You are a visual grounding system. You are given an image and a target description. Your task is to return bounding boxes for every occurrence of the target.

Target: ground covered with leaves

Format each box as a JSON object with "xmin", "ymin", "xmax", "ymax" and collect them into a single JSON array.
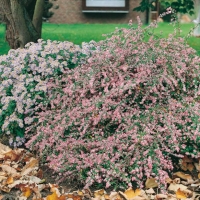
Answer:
[{"xmin": 0, "ymin": 142, "xmax": 199, "ymax": 200}]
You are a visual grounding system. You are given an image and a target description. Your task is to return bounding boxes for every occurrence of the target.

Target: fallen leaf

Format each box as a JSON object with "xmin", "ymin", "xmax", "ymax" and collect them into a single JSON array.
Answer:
[
  {"xmin": 166, "ymin": 194, "xmax": 177, "ymax": 200},
  {"xmin": 0, "ymin": 164, "xmax": 19, "ymax": 176},
  {"xmin": 173, "ymin": 178, "xmax": 180, "ymax": 184},
  {"xmin": 145, "ymin": 188, "xmax": 155, "ymax": 194},
  {"xmin": 198, "ymin": 173, "xmax": 200, "ymax": 179},
  {"xmin": 94, "ymin": 189, "xmax": 106, "ymax": 197},
  {"xmin": 119, "ymin": 188, "xmax": 141, "ymax": 200},
  {"xmin": 130, "ymin": 196, "xmax": 147, "ymax": 200},
  {"xmin": 6, "ymin": 176, "xmax": 14, "ymax": 184},
  {"xmin": 182, "ymin": 155, "xmax": 193, "ymax": 163},
  {"xmin": 0, "ymin": 185, "xmax": 11, "ymax": 193},
  {"xmin": 0, "ymin": 175, "xmax": 7, "ymax": 182},
  {"xmin": 22, "ymin": 186, "xmax": 32, "ymax": 198},
  {"xmin": 192, "ymin": 192, "xmax": 200, "ymax": 200},
  {"xmin": 49, "ymin": 183, "xmax": 61, "ymax": 197},
  {"xmin": 145, "ymin": 178, "xmax": 158, "ymax": 188},
  {"xmin": 77, "ymin": 191, "xmax": 84, "ymax": 197},
  {"xmin": 155, "ymin": 194, "xmax": 168, "ymax": 199},
  {"xmin": 173, "ymin": 172, "xmax": 193, "ymax": 181},
  {"xmin": 21, "ymin": 158, "xmax": 38, "ymax": 176},
  {"xmin": 104, "ymin": 194, "xmax": 110, "ymax": 200},
  {"xmin": 0, "ymin": 143, "xmax": 12, "ymax": 154},
  {"xmin": 194, "ymin": 163, "xmax": 200, "ymax": 172},
  {"xmin": 109, "ymin": 191, "xmax": 122, "ymax": 200},
  {"xmin": 8, "ymin": 180, "xmax": 32, "ymax": 189},
  {"xmin": 58, "ymin": 195, "xmax": 68, "ymax": 200},
  {"xmin": 32, "ymin": 185, "xmax": 43, "ymax": 199},
  {"xmin": 180, "ymin": 161, "xmax": 188, "ymax": 171},
  {"xmin": 36, "ymin": 169, "xmax": 43, "ymax": 179},
  {"xmin": 187, "ymin": 163, "xmax": 194, "ymax": 172},
  {"xmin": 65, "ymin": 193, "xmax": 82, "ymax": 200},
  {"xmin": 165, "ymin": 177, "xmax": 173, "ymax": 184},
  {"xmin": 176, "ymin": 188, "xmax": 187, "ymax": 199},
  {"xmin": 168, "ymin": 183, "xmax": 187, "ymax": 192},
  {"xmin": 47, "ymin": 192, "xmax": 58, "ymax": 200},
  {"xmin": 4, "ymin": 150, "xmax": 20, "ymax": 162},
  {"xmin": 29, "ymin": 176, "xmax": 43, "ymax": 184}
]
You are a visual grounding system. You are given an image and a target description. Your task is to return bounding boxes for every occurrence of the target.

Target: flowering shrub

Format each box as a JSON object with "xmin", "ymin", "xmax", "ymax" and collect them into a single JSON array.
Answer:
[
  {"xmin": 0, "ymin": 39, "xmax": 97, "ymax": 147},
  {"xmin": 25, "ymin": 18, "xmax": 200, "ymax": 190}
]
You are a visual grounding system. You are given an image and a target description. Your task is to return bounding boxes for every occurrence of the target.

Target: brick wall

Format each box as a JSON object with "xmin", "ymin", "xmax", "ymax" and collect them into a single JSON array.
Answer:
[{"xmin": 49, "ymin": 0, "xmax": 146, "ymax": 24}]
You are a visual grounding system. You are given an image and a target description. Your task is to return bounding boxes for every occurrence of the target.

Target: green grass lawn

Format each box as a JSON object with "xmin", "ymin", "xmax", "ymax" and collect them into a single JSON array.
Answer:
[{"xmin": 0, "ymin": 22, "xmax": 200, "ymax": 55}]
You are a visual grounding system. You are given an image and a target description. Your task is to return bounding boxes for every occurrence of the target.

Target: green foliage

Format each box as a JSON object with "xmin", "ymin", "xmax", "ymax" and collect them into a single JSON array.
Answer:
[
  {"xmin": 133, "ymin": 0, "xmax": 194, "ymax": 15},
  {"xmin": 43, "ymin": 0, "xmax": 54, "ymax": 19}
]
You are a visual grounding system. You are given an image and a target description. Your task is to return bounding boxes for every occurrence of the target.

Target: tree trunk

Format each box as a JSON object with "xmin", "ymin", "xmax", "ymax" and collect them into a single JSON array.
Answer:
[
  {"xmin": 0, "ymin": 0, "xmax": 44, "ymax": 49},
  {"xmin": 1, "ymin": 0, "xmax": 19, "ymax": 48},
  {"xmin": 32, "ymin": 0, "xmax": 44, "ymax": 37}
]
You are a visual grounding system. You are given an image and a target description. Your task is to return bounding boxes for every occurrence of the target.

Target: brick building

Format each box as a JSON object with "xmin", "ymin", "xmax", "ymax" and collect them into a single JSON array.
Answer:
[{"xmin": 49, "ymin": 0, "xmax": 147, "ymax": 24}]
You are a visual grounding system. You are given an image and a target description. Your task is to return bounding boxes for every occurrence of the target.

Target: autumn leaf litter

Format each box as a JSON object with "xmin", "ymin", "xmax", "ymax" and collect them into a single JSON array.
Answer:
[{"xmin": 0, "ymin": 143, "xmax": 200, "ymax": 200}]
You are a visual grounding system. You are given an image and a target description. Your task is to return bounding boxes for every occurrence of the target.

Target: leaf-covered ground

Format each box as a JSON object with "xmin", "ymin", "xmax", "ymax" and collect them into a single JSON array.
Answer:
[{"xmin": 0, "ymin": 143, "xmax": 199, "ymax": 200}]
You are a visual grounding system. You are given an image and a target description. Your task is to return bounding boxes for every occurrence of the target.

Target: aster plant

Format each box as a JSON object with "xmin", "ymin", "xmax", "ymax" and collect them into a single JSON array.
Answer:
[{"xmin": 0, "ymin": 39, "xmax": 97, "ymax": 147}]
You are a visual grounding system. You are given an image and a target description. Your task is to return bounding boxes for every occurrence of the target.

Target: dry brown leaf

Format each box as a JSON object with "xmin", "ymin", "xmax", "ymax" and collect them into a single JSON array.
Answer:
[
  {"xmin": 130, "ymin": 196, "xmax": 147, "ymax": 200},
  {"xmin": 176, "ymin": 188, "xmax": 187, "ymax": 199},
  {"xmin": 104, "ymin": 194, "xmax": 110, "ymax": 200},
  {"xmin": 187, "ymin": 163, "xmax": 194, "ymax": 172},
  {"xmin": 195, "ymin": 163, "xmax": 200, "ymax": 172},
  {"xmin": 6, "ymin": 176, "xmax": 14, "ymax": 184},
  {"xmin": 192, "ymin": 192, "xmax": 200, "ymax": 200},
  {"xmin": 0, "ymin": 175, "xmax": 7, "ymax": 182},
  {"xmin": 94, "ymin": 189, "xmax": 106, "ymax": 197},
  {"xmin": 145, "ymin": 188, "xmax": 155, "ymax": 194},
  {"xmin": 8, "ymin": 180, "xmax": 32, "ymax": 189},
  {"xmin": 32, "ymin": 194, "xmax": 43, "ymax": 200},
  {"xmin": 21, "ymin": 186, "xmax": 32, "ymax": 198},
  {"xmin": 36, "ymin": 169, "xmax": 43, "ymax": 179},
  {"xmin": 168, "ymin": 183, "xmax": 187, "ymax": 192},
  {"xmin": 0, "ymin": 143, "xmax": 12, "ymax": 154},
  {"xmin": 138, "ymin": 189, "xmax": 148, "ymax": 200},
  {"xmin": 47, "ymin": 192, "xmax": 58, "ymax": 200},
  {"xmin": 165, "ymin": 177, "xmax": 173, "ymax": 184},
  {"xmin": 31, "ymin": 186, "xmax": 43, "ymax": 199},
  {"xmin": 198, "ymin": 173, "xmax": 200, "ymax": 179},
  {"xmin": 49, "ymin": 183, "xmax": 61, "ymax": 197},
  {"xmin": 183, "ymin": 189, "xmax": 193, "ymax": 198},
  {"xmin": 166, "ymin": 194, "xmax": 177, "ymax": 200},
  {"xmin": 4, "ymin": 150, "xmax": 20, "ymax": 162},
  {"xmin": 0, "ymin": 164, "xmax": 19, "ymax": 176},
  {"xmin": 65, "ymin": 194, "xmax": 82, "ymax": 200},
  {"xmin": 21, "ymin": 158, "xmax": 38, "ymax": 176},
  {"xmin": 155, "ymin": 194, "xmax": 168, "ymax": 199},
  {"xmin": 28, "ymin": 176, "xmax": 43, "ymax": 184},
  {"xmin": 180, "ymin": 161, "xmax": 188, "ymax": 171},
  {"xmin": 145, "ymin": 178, "xmax": 158, "ymax": 188},
  {"xmin": 0, "ymin": 155, "xmax": 5, "ymax": 160},
  {"xmin": 77, "ymin": 191, "xmax": 84, "ymax": 197},
  {"xmin": 0, "ymin": 172, "xmax": 7, "ymax": 176},
  {"xmin": 0, "ymin": 185, "xmax": 11, "ymax": 193},
  {"xmin": 182, "ymin": 155, "xmax": 193, "ymax": 163},
  {"xmin": 58, "ymin": 195, "xmax": 68, "ymax": 200},
  {"xmin": 119, "ymin": 188, "xmax": 141, "ymax": 200},
  {"xmin": 173, "ymin": 172, "xmax": 193, "ymax": 181},
  {"xmin": 109, "ymin": 192, "xmax": 122, "ymax": 200},
  {"xmin": 173, "ymin": 178, "xmax": 181, "ymax": 184},
  {"xmin": 0, "ymin": 195, "xmax": 4, "ymax": 200}
]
